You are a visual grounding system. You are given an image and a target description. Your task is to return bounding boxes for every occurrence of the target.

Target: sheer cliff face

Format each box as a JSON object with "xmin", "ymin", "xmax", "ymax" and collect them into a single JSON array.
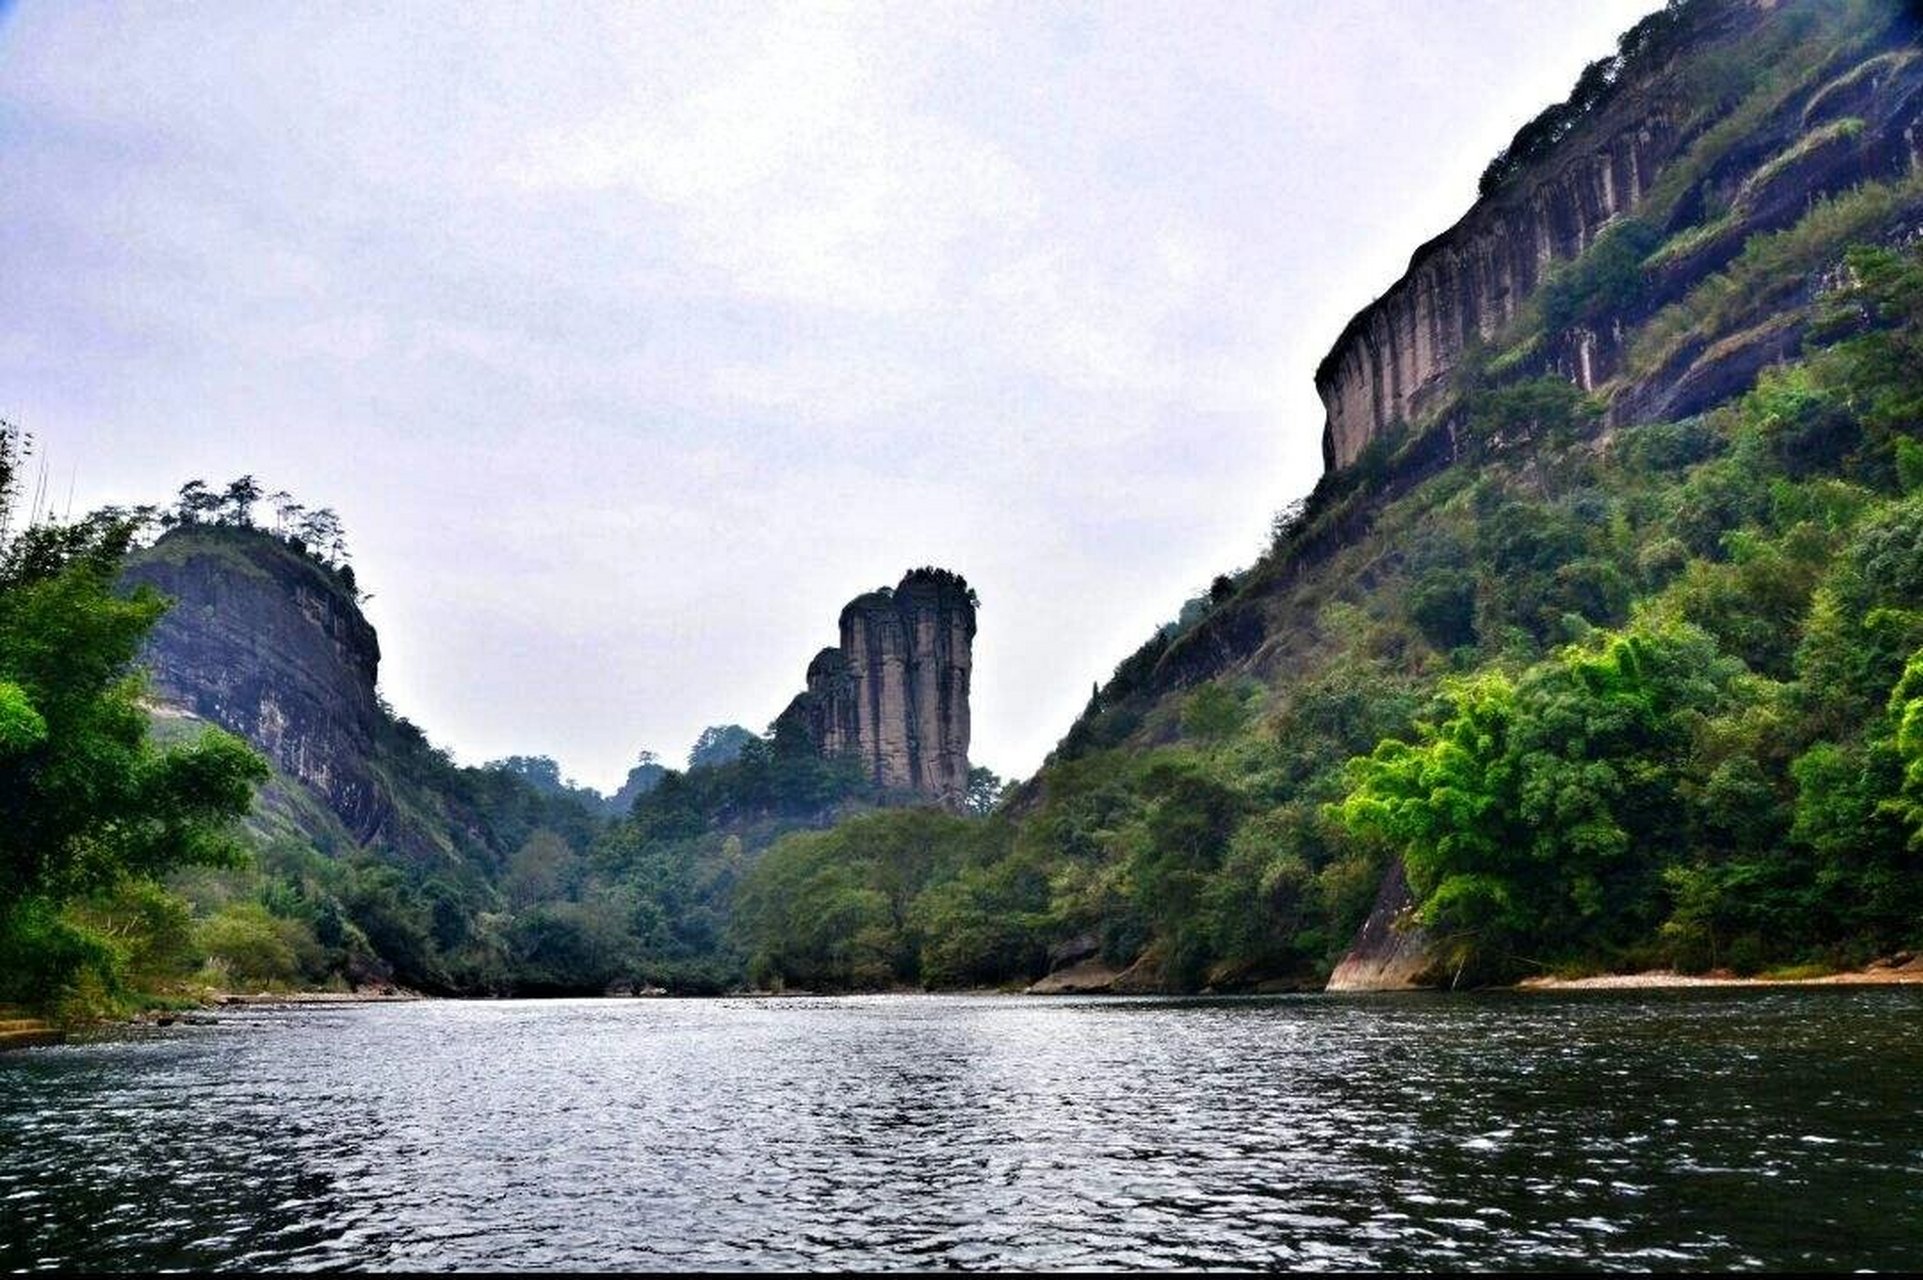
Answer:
[
  {"xmin": 1318, "ymin": 118, "xmax": 1677, "ymax": 468},
  {"xmin": 124, "ymin": 526, "xmax": 391, "ymax": 841},
  {"xmin": 787, "ymin": 569, "xmax": 975, "ymax": 807},
  {"xmin": 1316, "ymin": 0, "xmax": 1923, "ymax": 471}
]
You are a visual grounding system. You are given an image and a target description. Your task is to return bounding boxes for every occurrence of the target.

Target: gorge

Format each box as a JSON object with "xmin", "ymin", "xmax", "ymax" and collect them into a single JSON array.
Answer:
[
  {"xmin": 12, "ymin": 0, "xmax": 1923, "ymax": 1011},
  {"xmin": 21, "ymin": 3, "xmax": 1923, "ymax": 1270}
]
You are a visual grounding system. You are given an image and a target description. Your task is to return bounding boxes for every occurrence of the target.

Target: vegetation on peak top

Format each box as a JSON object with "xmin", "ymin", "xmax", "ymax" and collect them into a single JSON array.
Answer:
[
  {"xmin": 124, "ymin": 475, "xmax": 366, "ymax": 610},
  {"xmin": 688, "ymin": 724, "xmax": 757, "ymax": 772},
  {"xmin": 1477, "ymin": 0, "xmax": 1709, "ymax": 198},
  {"xmin": 0, "ymin": 424, "xmax": 267, "ymax": 1019}
]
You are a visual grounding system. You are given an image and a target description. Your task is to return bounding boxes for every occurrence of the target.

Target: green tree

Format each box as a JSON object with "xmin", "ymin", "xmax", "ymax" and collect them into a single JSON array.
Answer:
[
  {"xmin": 1464, "ymin": 376, "xmax": 1597, "ymax": 457},
  {"xmin": 1409, "ymin": 568, "xmax": 1479, "ymax": 652},
  {"xmin": 689, "ymin": 724, "xmax": 757, "ymax": 770},
  {"xmin": 1180, "ymin": 682, "xmax": 1247, "ymax": 743},
  {"xmin": 1124, "ymin": 758, "xmax": 1246, "ymax": 985},
  {"xmin": 963, "ymin": 765, "xmax": 1007, "ymax": 815},
  {"xmin": 1886, "ymin": 647, "xmax": 1923, "ymax": 847},
  {"xmin": 1336, "ymin": 625, "xmax": 1733, "ymax": 977},
  {"xmin": 0, "ymin": 430, "xmax": 266, "ymax": 1006},
  {"xmin": 172, "ymin": 478, "xmax": 220, "ymax": 526},
  {"xmin": 219, "ymin": 474, "xmax": 263, "ymax": 528}
]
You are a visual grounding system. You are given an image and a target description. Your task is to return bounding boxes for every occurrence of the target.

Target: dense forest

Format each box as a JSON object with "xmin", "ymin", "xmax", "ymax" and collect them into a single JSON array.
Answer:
[
  {"xmin": 730, "ymin": 0, "xmax": 1923, "ymax": 992},
  {"xmin": 8, "ymin": 0, "xmax": 1923, "ymax": 1012}
]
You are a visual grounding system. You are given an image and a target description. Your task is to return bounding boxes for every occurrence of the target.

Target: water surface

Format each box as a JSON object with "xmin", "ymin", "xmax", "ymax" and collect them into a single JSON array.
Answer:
[{"xmin": 4, "ymin": 990, "xmax": 1921, "ymax": 1270}]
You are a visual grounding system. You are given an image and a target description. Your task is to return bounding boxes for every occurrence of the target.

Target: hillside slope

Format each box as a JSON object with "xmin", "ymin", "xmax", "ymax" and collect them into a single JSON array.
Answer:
[
  {"xmin": 888, "ymin": 0, "xmax": 1923, "ymax": 995},
  {"xmin": 1105, "ymin": 0, "xmax": 1923, "ymax": 721},
  {"xmin": 122, "ymin": 524, "xmax": 622, "ymax": 992}
]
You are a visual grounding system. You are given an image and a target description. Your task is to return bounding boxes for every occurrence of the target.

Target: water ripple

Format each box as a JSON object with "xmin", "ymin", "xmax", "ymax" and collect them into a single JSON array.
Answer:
[{"xmin": 3, "ymin": 990, "xmax": 1923, "ymax": 1269}]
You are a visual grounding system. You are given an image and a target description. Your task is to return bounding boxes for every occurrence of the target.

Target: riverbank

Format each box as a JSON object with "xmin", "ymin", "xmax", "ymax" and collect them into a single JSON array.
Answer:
[
  {"xmin": 211, "ymin": 987, "xmax": 423, "ymax": 1006},
  {"xmin": 115, "ymin": 985, "xmax": 424, "ymax": 1029},
  {"xmin": 1519, "ymin": 955, "xmax": 1923, "ymax": 990}
]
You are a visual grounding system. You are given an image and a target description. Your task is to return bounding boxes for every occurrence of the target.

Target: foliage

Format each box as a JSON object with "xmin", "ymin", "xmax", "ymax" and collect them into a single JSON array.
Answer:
[
  {"xmin": 736, "ymin": 809, "xmax": 1014, "ymax": 990},
  {"xmin": 166, "ymin": 475, "xmax": 354, "ymax": 580},
  {"xmin": 1476, "ymin": 0, "xmax": 1717, "ymax": 198},
  {"xmin": 0, "ymin": 428, "xmax": 268, "ymax": 1009},
  {"xmin": 993, "ymin": 230, "xmax": 1923, "ymax": 991},
  {"xmin": 1632, "ymin": 168, "xmax": 1923, "ymax": 379},
  {"xmin": 1538, "ymin": 219, "xmax": 1663, "ymax": 334},
  {"xmin": 688, "ymin": 724, "xmax": 757, "ymax": 771},
  {"xmin": 963, "ymin": 765, "xmax": 1009, "ymax": 816},
  {"xmin": 1335, "ymin": 625, "xmax": 1738, "ymax": 978},
  {"xmin": 18, "ymin": 8, "xmax": 1923, "ymax": 1001}
]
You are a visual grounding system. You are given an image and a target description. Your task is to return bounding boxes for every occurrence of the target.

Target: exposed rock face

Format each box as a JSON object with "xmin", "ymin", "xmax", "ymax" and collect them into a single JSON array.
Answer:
[
  {"xmin": 1316, "ymin": 0, "xmax": 1923, "ymax": 470},
  {"xmin": 1318, "ymin": 115, "xmax": 1679, "ymax": 469},
  {"xmin": 1312, "ymin": 2, "xmax": 1923, "ymax": 992},
  {"xmin": 1325, "ymin": 861, "xmax": 1443, "ymax": 994},
  {"xmin": 123, "ymin": 525, "xmax": 391, "ymax": 841},
  {"xmin": 781, "ymin": 569, "xmax": 975, "ymax": 807}
]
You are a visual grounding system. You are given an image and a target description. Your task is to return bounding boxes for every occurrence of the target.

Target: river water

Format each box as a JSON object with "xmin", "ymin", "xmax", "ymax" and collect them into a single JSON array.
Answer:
[{"xmin": 3, "ymin": 990, "xmax": 1921, "ymax": 1271}]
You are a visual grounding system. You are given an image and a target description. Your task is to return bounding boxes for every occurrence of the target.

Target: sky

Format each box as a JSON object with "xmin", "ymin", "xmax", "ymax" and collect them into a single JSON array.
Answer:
[{"xmin": 0, "ymin": 0, "xmax": 1659, "ymax": 793}]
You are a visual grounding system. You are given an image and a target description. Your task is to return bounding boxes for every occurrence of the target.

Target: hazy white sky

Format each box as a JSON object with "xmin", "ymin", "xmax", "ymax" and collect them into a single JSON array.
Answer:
[{"xmin": 1, "ymin": 0, "xmax": 1657, "ymax": 791}]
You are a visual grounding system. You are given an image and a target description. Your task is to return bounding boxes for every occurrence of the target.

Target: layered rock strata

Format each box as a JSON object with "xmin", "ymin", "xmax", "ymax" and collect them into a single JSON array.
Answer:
[
  {"xmin": 781, "ymin": 568, "xmax": 975, "ymax": 807},
  {"xmin": 123, "ymin": 525, "xmax": 391, "ymax": 841},
  {"xmin": 1318, "ymin": 116, "xmax": 1679, "ymax": 469},
  {"xmin": 1316, "ymin": 0, "xmax": 1923, "ymax": 469}
]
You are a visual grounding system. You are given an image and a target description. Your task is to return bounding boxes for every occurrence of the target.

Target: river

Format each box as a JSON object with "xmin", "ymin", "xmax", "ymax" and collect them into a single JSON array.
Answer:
[{"xmin": 3, "ymin": 990, "xmax": 1920, "ymax": 1270}]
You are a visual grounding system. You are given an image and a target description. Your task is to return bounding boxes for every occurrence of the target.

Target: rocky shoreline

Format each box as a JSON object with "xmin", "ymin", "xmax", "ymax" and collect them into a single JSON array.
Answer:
[
  {"xmin": 212, "ymin": 987, "xmax": 424, "ymax": 1006},
  {"xmin": 81, "ymin": 963, "xmax": 1923, "ymax": 1027}
]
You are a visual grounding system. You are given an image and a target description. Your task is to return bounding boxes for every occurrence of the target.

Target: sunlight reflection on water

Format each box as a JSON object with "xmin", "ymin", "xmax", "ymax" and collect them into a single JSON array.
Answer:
[{"xmin": 4, "ymin": 990, "xmax": 1922, "ymax": 1270}]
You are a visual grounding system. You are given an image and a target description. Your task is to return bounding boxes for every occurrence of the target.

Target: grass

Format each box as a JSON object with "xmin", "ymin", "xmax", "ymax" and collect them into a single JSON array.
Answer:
[
  {"xmin": 1736, "ymin": 116, "xmax": 1866, "ymax": 210},
  {"xmin": 1629, "ymin": 168, "xmax": 1923, "ymax": 380},
  {"xmin": 1802, "ymin": 48, "xmax": 1919, "ymax": 128},
  {"xmin": 1638, "ymin": 18, "xmax": 1855, "ymax": 226},
  {"xmin": 1646, "ymin": 213, "xmax": 1735, "ymax": 269},
  {"xmin": 130, "ymin": 525, "xmax": 277, "ymax": 584},
  {"xmin": 1692, "ymin": 310, "xmax": 1802, "ymax": 367},
  {"xmin": 1485, "ymin": 332, "xmax": 1543, "ymax": 380},
  {"xmin": 1760, "ymin": 961, "xmax": 1834, "ymax": 981}
]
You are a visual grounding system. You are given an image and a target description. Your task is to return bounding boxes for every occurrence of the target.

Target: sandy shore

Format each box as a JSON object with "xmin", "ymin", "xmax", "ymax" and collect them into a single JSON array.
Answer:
[{"xmin": 1519, "ymin": 960, "xmax": 1923, "ymax": 990}]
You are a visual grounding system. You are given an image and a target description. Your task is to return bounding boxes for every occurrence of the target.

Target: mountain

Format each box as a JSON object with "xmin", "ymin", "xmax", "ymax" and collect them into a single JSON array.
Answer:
[
  {"xmin": 117, "ymin": 531, "xmax": 988, "ymax": 993},
  {"xmin": 1120, "ymin": 0, "xmax": 1923, "ymax": 724},
  {"xmin": 122, "ymin": 523, "xmax": 611, "ymax": 991},
  {"xmin": 126, "ymin": 523, "xmax": 389, "ymax": 843},
  {"xmin": 1319, "ymin": 0, "xmax": 1923, "ymax": 468},
  {"xmin": 958, "ymin": 0, "xmax": 1923, "ymax": 994},
  {"xmin": 104, "ymin": 0, "xmax": 1923, "ymax": 999},
  {"xmin": 776, "ymin": 568, "xmax": 977, "ymax": 809}
]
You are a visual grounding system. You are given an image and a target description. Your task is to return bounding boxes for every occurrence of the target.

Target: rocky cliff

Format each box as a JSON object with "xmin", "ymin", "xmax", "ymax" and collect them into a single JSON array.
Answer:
[
  {"xmin": 1029, "ymin": 0, "xmax": 1923, "ymax": 998},
  {"xmin": 1317, "ymin": 0, "xmax": 1923, "ymax": 469},
  {"xmin": 124, "ymin": 525, "xmax": 393, "ymax": 842},
  {"xmin": 1308, "ymin": 0, "xmax": 1923, "ymax": 993},
  {"xmin": 780, "ymin": 568, "xmax": 976, "ymax": 807}
]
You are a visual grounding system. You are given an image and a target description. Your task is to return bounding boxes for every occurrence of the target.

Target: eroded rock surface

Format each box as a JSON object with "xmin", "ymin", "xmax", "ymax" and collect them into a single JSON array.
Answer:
[
  {"xmin": 1325, "ymin": 861, "xmax": 1442, "ymax": 993},
  {"xmin": 124, "ymin": 525, "xmax": 391, "ymax": 841},
  {"xmin": 781, "ymin": 568, "xmax": 976, "ymax": 807},
  {"xmin": 1316, "ymin": 0, "xmax": 1923, "ymax": 470}
]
